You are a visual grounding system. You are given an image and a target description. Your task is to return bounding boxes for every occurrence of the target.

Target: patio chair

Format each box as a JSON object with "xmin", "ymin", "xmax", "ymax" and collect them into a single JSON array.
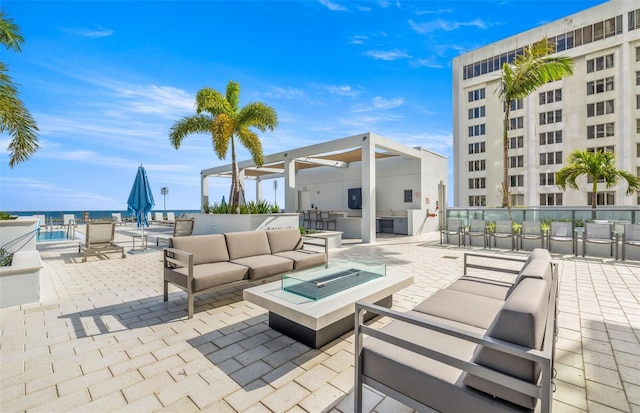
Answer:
[
  {"xmin": 166, "ymin": 212, "xmax": 176, "ymax": 225},
  {"xmin": 153, "ymin": 212, "xmax": 165, "ymax": 225},
  {"xmin": 319, "ymin": 211, "xmax": 337, "ymax": 231},
  {"xmin": 302, "ymin": 210, "xmax": 312, "ymax": 229},
  {"xmin": 582, "ymin": 222, "xmax": 618, "ymax": 259},
  {"xmin": 621, "ymin": 223, "xmax": 640, "ymax": 260},
  {"xmin": 78, "ymin": 221, "xmax": 125, "ymax": 262},
  {"xmin": 548, "ymin": 222, "xmax": 576, "ymax": 254},
  {"xmin": 111, "ymin": 213, "xmax": 124, "ymax": 225},
  {"xmin": 465, "ymin": 220, "xmax": 487, "ymax": 247},
  {"xmin": 60, "ymin": 213, "xmax": 76, "ymax": 228},
  {"xmin": 518, "ymin": 221, "xmax": 545, "ymax": 251},
  {"xmin": 440, "ymin": 218, "xmax": 464, "ymax": 246},
  {"xmin": 156, "ymin": 218, "xmax": 195, "ymax": 246},
  {"xmin": 489, "ymin": 220, "xmax": 515, "ymax": 250}
]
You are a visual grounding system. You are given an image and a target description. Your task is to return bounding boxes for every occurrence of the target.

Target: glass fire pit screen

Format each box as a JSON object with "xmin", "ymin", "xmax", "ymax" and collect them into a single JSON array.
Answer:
[{"xmin": 281, "ymin": 261, "xmax": 386, "ymax": 300}]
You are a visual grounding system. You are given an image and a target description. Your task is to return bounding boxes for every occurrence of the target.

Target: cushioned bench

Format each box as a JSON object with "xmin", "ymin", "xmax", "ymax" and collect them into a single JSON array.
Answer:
[
  {"xmin": 163, "ymin": 228, "xmax": 328, "ymax": 318},
  {"xmin": 355, "ymin": 249, "xmax": 557, "ymax": 413}
]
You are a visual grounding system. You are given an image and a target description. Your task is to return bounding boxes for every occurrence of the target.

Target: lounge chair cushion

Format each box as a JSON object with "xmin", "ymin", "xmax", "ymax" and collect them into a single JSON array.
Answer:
[
  {"xmin": 463, "ymin": 278, "xmax": 549, "ymax": 409},
  {"xmin": 513, "ymin": 258, "xmax": 552, "ymax": 289},
  {"xmin": 225, "ymin": 231, "xmax": 271, "ymax": 260},
  {"xmin": 273, "ymin": 250, "xmax": 327, "ymax": 270},
  {"xmin": 231, "ymin": 254, "xmax": 294, "ymax": 280},
  {"xmin": 166, "ymin": 262, "xmax": 249, "ymax": 291},
  {"xmin": 447, "ymin": 277, "xmax": 512, "ymax": 300},
  {"xmin": 171, "ymin": 234, "xmax": 229, "ymax": 265},
  {"xmin": 266, "ymin": 228, "xmax": 303, "ymax": 253},
  {"xmin": 363, "ymin": 315, "xmax": 527, "ymax": 413},
  {"xmin": 411, "ymin": 289, "xmax": 504, "ymax": 329}
]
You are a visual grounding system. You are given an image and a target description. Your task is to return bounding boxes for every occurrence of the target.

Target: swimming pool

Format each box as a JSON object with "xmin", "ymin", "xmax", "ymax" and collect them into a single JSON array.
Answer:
[{"xmin": 36, "ymin": 230, "xmax": 75, "ymax": 242}]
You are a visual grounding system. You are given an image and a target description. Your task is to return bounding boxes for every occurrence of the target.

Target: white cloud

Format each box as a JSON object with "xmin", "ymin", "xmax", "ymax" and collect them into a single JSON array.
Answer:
[
  {"xmin": 409, "ymin": 18, "xmax": 488, "ymax": 34},
  {"xmin": 414, "ymin": 8, "xmax": 453, "ymax": 15},
  {"xmin": 327, "ymin": 85, "xmax": 359, "ymax": 97},
  {"xmin": 349, "ymin": 35, "xmax": 368, "ymax": 45},
  {"xmin": 260, "ymin": 86, "xmax": 305, "ymax": 100},
  {"xmin": 372, "ymin": 96, "xmax": 403, "ymax": 110},
  {"xmin": 61, "ymin": 26, "xmax": 113, "ymax": 37},
  {"xmin": 411, "ymin": 58, "xmax": 444, "ymax": 69},
  {"xmin": 362, "ymin": 49, "xmax": 411, "ymax": 61},
  {"xmin": 318, "ymin": 0, "xmax": 348, "ymax": 11}
]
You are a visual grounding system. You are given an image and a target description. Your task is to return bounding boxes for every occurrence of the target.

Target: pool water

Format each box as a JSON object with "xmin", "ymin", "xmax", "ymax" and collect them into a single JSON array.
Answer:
[{"xmin": 37, "ymin": 230, "xmax": 73, "ymax": 242}]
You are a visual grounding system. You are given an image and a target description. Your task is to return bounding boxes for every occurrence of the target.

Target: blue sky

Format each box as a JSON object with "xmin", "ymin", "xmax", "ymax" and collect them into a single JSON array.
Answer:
[{"xmin": 1, "ymin": 0, "xmax": 606, "ymax": 212}]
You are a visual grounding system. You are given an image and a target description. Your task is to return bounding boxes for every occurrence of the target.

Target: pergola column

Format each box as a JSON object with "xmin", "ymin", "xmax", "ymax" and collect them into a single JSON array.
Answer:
[
  {"xmin": 255, "ymin": 177, "xmax": 262, "ymax": 203},
  {"xmin": 283, "ymin": 154, "xmax": 296, "ymax": 213},
  {"xmin": 362, "ymin": 134, "xmax": 376, "ymax": 243},
  {"xmin": 201, "ymin": 173, "xmax": 209, "ymax": 212}
]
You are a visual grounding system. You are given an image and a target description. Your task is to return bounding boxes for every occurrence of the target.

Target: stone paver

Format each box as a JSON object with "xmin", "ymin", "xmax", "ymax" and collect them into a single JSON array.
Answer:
[{"xmin": 0, "ymin": 226, "xmax": 638, "ymax": 412}]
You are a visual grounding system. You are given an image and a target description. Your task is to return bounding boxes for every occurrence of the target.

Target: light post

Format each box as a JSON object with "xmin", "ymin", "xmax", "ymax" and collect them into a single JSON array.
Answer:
[{"xmin": 161, "ymin": 187, "xmax": 169, "ymax": 212}]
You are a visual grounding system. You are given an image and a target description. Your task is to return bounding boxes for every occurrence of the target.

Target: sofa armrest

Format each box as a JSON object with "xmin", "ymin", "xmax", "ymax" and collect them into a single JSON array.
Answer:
[
  {"xmin": 355, "ymin": 301, "xmax": 553, "ymax": 411},
  {"xmin": 163, "ymin": 247, "xmax": 194, "ymax": 286},
  {"xmin": 302, "ymin": 236, "xmax": 328, "ymax": 258},
  {"xmin": 463, "ymin": 252, "xmax": 526, "ymax": 276}
]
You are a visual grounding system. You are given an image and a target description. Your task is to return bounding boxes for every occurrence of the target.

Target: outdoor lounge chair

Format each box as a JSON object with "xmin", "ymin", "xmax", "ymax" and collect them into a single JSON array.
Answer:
[
  {"xmin": 166, "ymin": 212, "xmax": 176, "ymax": 225},
  {"xmin": 153, "ymin": 212, "xmax": 165, "ymax": 225},
  {"xmin": 78, "ymin": 221, "xmax": 125, "ymax": 262},
  {"xmin": 621, "ymin": 223, "xmax": 640, "ymax": 260},
  {"xmin": 156, "ymin": 218, "xmax": 195, "ymax": 246},
  {"xmin": 440, "ymin": 218, "xmax": 463, "ymax": 246},
  {"xmin": 547, "ymin": 222, "xmax": 576, "ymax": 254},
  {"xmin": 582, "ymin": 222, "xmax": 618, "ymax": 258},
  {"xmin": 465, "ymin": 219, "xmax": 487, "ymax": 247},
  {"xmin": 489, "ymin": 220, "xmax": 515, "ymax": 250},
  {"xmin": 111, "ymin": 213, "xmax": 124, "ymax": 225},
  {"xmin": 518, "ymin": 221, "xmax": 545, "ymax": 251}
]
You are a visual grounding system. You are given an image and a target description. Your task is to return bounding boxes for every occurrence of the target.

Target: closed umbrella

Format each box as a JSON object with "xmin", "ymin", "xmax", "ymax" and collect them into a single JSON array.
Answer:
[{"xmin": 127, "ymin": 165, "xmax": 155, "ymax": 250}]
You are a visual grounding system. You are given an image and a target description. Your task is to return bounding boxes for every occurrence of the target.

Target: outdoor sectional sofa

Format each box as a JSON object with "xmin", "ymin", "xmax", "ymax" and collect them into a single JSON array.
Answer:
[
  {"xmin": 163, "ymin": 228, "xmax": 328, "ymax": 318},
  {"xmin": 355, "ymin": 248, "xmax": 557, "ymax": 413}
]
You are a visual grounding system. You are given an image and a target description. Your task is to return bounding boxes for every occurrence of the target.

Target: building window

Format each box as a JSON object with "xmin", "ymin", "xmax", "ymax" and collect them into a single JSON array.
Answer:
[
  {"xmin": 468, "ymin": 106, "xmax": 486, "ymax": 119},
  {"xmin": 630, "ymin": 9, "xmax": 640, "ymax": 31},
  {"xmin": 469, "ymin": 195, "xmax": 486, "ymax": 207},
  {"xmin": 539, "ymin": 173, "xmax": 555, "ymax": 186},
  {"xmin": 637, "ymin": 95, "xmax": 640, "ymax": 110},
  {"xmin": 587, "ymin": 122, "xmax": 614, "ymax": 139},
  {"xmin": 468, "ymin": 124, "xmax": 486, "ymax": 137},
  {"xmin": 637, "ymin": 143, "xmax": 640, "ymax": 157},
  {"xmin": 539, "ymin": 193, "xmax": 563, "ymax": 206},
  {"xmin": 540, "ymin": 110, "xmax": 562, "ymax": 124},
  {"xmin": 469, "ymin": 178, "xmax": 486, "ymax": 189},
  {"xmin": 509, "ymin": 155, "xmax": 524, "ymax": 168},
  {"xmin": 587, "ymin": 100, "xmax": 615, "ymax": 117},
  {"xmin": 587, "ymin": 146, "xmax": 614, "ymax": 154},
  {"xmin": 509, "ymin": 136, "xmax": 524, "ymax": 149},
  {"xmin": 636, "ymin": 46, "xmax": 640, "ymax": 61},
  {"xmin": 637, "ymin": 119, "xmax": 640, "ymax": 134},
  {"xmin": 468, "ymin": 142, "xmax": 486, "ymax": 154},
  {"xmin": 587, "ymin": 191, "xmax": 615, "ymax": 206},
  {"xmin": 637, "ymin": 71, "xmax": 640, "ymax": 86},
  {"xmin": 539, "ymin": 89, "xmax": 562, "ymax": 105},
  {"xmin": 468, "ymin": 159, "xmax": 486, "ymax": 171},
  {"xmin": 511, "ymin": 194, "xmax": 524, "ymax": 206},
  {"xmin": 540, "ymin": 131, "xmax": 563, "ymax": 145},
  {"xmin": 540, "ymin": 151, "xmax": 562, "ymax": 166},
  {"xmin": 586, "ymin": 54, "xmax": 614, "ymax": 73},
  {"xmin": 509, "ymin": 175, "xmax": 524, "ymax": 187},
  {"xmin": 468, "ymin": 88, "xmax": 486, "ymax": 102},
  {"xmin": 510, "ymin": 99, "xmax": 523, "ymax": 111},
  {"xmin": 509, "ymin": 116, "xmax": 524, "ymax": 130},
  {"xmin": 586, "ymin": 77, "xmax": 614, "ymax": 95}
]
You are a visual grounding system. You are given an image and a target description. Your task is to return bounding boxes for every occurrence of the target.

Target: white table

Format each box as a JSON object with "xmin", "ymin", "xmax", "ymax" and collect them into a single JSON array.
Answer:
[{"xmin": 243, "ymin": 265, "xmax": 413, "ymax": 348}]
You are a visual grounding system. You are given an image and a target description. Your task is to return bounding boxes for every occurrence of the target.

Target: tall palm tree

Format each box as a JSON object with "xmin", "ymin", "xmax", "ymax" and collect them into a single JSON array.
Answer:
[
  {"xmin": 169, "ymin": 80, "xmax": 278, "ymax": 212},
  {"xmin": 556, "ymin": 150, "xmax": 640, "ymax": 217},
  {"xmin": 498, "ymin": 37, "xmax": 573, "ymax": 208},
  {"xmin": 0, "ymin": 10, "xmax": 39, "ymax": 168}
]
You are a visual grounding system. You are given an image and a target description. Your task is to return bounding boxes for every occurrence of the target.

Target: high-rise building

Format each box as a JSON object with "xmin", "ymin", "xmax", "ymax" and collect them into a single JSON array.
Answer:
[{"xmin": 453, "ymin": 1, "xmax": 640, "ymax": 208}]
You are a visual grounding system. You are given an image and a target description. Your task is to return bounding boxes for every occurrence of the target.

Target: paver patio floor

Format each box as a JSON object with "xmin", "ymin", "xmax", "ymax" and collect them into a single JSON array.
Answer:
[{"xmin": 1, "ymin": 227, "xmax": 638, "ymax": 412}]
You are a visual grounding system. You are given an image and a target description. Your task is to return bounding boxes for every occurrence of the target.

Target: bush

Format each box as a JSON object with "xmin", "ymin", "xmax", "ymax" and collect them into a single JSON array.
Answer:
[
  {"xmin": 0, "ymin": 248, "xmax": 13, "ymax": 267},
  {"xmin": 203, "ymin": 201, "xmax": 280, "ymax": 214}
]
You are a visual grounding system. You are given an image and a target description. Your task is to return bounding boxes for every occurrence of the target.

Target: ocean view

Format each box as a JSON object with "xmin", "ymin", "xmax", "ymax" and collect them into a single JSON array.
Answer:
[{"xmin": 7, "ymin": 209, "xmax": 200, "ymax": 224}]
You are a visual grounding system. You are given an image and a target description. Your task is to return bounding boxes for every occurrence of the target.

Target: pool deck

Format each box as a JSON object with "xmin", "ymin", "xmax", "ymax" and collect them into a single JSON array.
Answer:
[{"xmin": 1, "ymin": 224, "xmax": 639, "ymax": 412}]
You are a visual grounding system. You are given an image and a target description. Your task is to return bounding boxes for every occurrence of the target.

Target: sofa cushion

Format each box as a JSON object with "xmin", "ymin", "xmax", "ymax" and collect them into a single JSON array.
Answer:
[
  {"xmin": 166, "ymin": 261, "xmax": 249, "ymax": 291},
  {"xmin": 170, "ymin": 234, "xmax": 229, "ymax": 265},
  {"xmin": 231, "ymin": 254, "xmax": 294, "ymax": 280},
  {"xmin": 513, "ymin": 257, "xmax": 552, "ymax": 289},
  {"xmin": 447, "ymin": 276, "xmax": 512, "ymax": 300},
  {"xmin": 273, "ymin": 250, "xmax": 326, "ymax": 270},
  {"xmin": 267, "ymin": 228, "xmax": 303, "ymax": 253},
  {"xmin": 363, "ymin": 316, "xmax": 527, "ymax": 413},
  {"xmin": 225, "ymin": 231, "xmax": 271, "ymax": 260},
  {"xmin": 412, "ymin": 289, "xmax": 504, "ymax": 329},
  {"xmin": 463, "ymin": 277, "xmax": 550, "ymax": 409}
]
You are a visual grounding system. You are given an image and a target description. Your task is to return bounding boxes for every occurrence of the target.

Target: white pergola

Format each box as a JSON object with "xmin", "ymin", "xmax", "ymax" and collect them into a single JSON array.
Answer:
[{"xmin": 200, "ymin": 132, "xmax": 435, "ymax": 243}]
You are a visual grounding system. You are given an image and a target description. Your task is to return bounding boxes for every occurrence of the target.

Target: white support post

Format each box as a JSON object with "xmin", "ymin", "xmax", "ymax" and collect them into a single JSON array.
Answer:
[
  {"xmin": 201, "ymin": 174, "xmax": 209, "ymax": 212},
  {"xmin": 362, "ymin": 134, "xmax": 376, "ymax": 243},
  {"xmin": 284, "ymin": 155, "xmax": 297, "ymax": 213},
  {"xmin": 255, "ymin": 177, "xmax": 262, "ymax": 202}
]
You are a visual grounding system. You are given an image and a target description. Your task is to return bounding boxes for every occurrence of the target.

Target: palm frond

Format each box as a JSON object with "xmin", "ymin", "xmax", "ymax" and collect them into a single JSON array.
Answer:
[
  {"xmin": 0, "ymin": 11, "xmax": 24, "ymax": 52},
  {"xmin": 168, "ymin": 114, "xmax": 212, "ymax": 149},
  {"xmin": 211, "ymin": 114, "xmax": 233, "ymax": 160},
  {"xmin": 225, "ymin": 81, "xmax": 240, "ymax": 112},
  {"xmin": 237, "ymin": 102, "xmax": 278, "ymax": 132},
  {"xmin": 195, "ymin": 88, "xmax": 231, "ymax": 116},
  {"xmin": 237, "ymin": 128, "xmax": 264, "ymax": 167}
]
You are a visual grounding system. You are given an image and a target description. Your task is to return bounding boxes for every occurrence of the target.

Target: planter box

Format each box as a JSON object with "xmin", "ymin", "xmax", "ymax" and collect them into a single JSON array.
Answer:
[
  {"xmin": 0, "ymin": 219, "xmax": 38, "ymax": 251},
  {"xmin": 305, "ymin": 231, "xmax": 343, "ymax": 249},
  {"xmin": 187, "ymin": 213, "xmax": 300, "ymax": 235},
  {"xmin": 0, "ymin": 250, "xmax": 43, "ymax": 308}
]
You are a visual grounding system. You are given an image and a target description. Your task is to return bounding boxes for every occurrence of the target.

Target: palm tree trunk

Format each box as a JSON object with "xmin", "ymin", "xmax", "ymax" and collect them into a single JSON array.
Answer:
[
  {"xmin": 230, "ymin": 136, "xmax": 241, "ymax": 213},
  {"xmin": 591, "ymin": 178, "xmax": 598, "ymax": 220},
  {"xmin": 502, "ymin": 106, "xmax": 511, "ymax": 209}
]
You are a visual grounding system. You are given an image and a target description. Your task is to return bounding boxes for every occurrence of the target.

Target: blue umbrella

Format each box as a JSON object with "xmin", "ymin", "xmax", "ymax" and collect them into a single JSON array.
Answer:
[{"xmin": 127, "ymin": 165, "xmax": 155, "ymax": 247}]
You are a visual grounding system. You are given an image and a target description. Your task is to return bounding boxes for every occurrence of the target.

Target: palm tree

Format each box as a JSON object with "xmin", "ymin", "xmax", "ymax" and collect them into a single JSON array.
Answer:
[
  {"xmin": 556, "ymin": 150, "xmax": 640, "ymax": 218},
  {"xmin": 0, "ymin": 10, "xmax": 39, "ymax": 168},
  {"xmin": 169, "ymin": 80, "xmax": 278, "ymax": 212},
  {"xmin": 498, "ymin": 37, "xmax": 573, "ymax": 208}
]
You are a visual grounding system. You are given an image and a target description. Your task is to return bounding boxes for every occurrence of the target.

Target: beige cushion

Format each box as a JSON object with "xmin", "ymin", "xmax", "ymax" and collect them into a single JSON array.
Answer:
[
  {"xmin": 224, "ymin": 231, "xmax": 271, "ymax": 260},
  {"xmin": 266, "ymin": 228, "xmax": 303, "ymax": 253},
  {"xmin": 513, "ymin": 258, "xmax": 552, "ymax": 290},
  {"xmin": 170, "ymin": 234, "xmax": 229, "ymax": 265},
  {"xmin": 231, "ymin": 255, "xmax": 294, "ymax": 280},
  {"xmin": 412, "ymin": 289, "xmax": 504, "ymax": 330},
  {"xmin": 273, "ymin": 250, "xmax": 327, "ymax": 270},
  {"xmin": 447, "ymin": 277, "xmax": 512, "ymax": 300},
  {"xmin": 463, "ymin": 277, "xmax": 550, "ymax": 409},
  {"xmin": 166, "ymin": 262, "xmax": 249, "ymax": 292}
]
